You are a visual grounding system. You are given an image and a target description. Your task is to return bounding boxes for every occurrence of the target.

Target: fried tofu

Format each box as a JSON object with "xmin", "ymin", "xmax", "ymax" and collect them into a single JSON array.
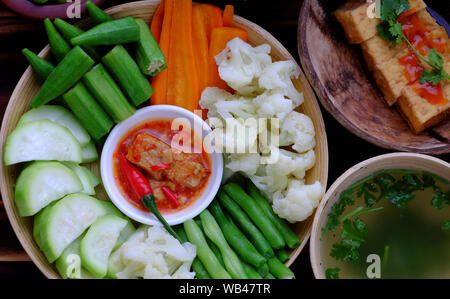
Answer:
[
  {"xmin": 334, "ymin": 0, "xmax": 380, "ymax": 44},
  {"xmin": 373, "ymin": 48, "xmax": 411, "ymax": 106},
  {"xmin": 397, "ymin": 83, "xmax": 450, "ymax": 134},
  {"xmin": 405, "ymin": 0, "xmax": 427, "ymax": 15},
  {"xmin": 414, "ymin": 8, "xmax": 440, "ymax": 31},
  {"xmin": 361, "ymin": 36, "xmax": 407, "ymax": 71}
]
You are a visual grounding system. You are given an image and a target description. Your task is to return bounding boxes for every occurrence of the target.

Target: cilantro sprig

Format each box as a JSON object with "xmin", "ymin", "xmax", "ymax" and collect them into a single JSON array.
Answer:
[{"xmin": 376, "ymin": 0, "xmax": 450, "ymax": 85}]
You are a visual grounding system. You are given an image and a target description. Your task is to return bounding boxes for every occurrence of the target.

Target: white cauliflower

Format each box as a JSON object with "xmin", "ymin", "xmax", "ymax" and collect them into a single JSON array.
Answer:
[
  {"xmin": 253, "ymin": 91, "xmax": 295, "ymax": 120},
  {"xmin": 258, "ymin": 60, "xmax": 304, "ymax": 106},
  {"xmin": 112, "ymin": 225, "xmax": 196, "ymax": 279},
  {"xmin": 272, "ymin": 180, "xmax": 325, "ymax": 223},
  {"xmin": 215, "ymin": 38, "xmax": 272, "ymax": 95},
  {"xmin": 226, "ymin": 153, "xmax": 260, "ymax": 175},
  {"xmin": 279, "ymin": 111, "xmax": 316, "ymax": 153}
]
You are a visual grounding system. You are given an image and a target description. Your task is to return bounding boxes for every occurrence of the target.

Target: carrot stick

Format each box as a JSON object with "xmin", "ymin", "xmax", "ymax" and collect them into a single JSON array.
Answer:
[
  {"xmin": 151, "ymin": 0, "xmax": 174, "ymax": 105},
  {"xmin": 223, "ymin": 5, "xmax": 234, "ymax": 27},
  {"xmin": 209, "ymin": 27, "xmax": 247, "ymax": 90},
  {"xmin": 166, "ymin": 0, "xmax": 199, "ymax": 112},
  {"xmin": 192, "ymin": 5, "xmax": 210, "ymax": 97},
  {"xmin": 150, "ymin": 0, "xmax": 165, "ymax": 43},
  {"xmin": 198, "ymin": 4, "xmax": 223, "ymax": 43}
]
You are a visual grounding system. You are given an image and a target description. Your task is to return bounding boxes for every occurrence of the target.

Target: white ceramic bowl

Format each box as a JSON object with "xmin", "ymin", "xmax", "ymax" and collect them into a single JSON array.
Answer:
[{"xmin": 101, "ymin": 105, "xmax": 223, "ymax": 226}]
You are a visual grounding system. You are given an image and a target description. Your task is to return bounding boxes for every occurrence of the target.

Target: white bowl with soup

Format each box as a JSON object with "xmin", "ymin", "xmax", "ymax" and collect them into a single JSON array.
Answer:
[{"xmin": 101, "ymin": 105, "xmax": 223, "ymax": 226}]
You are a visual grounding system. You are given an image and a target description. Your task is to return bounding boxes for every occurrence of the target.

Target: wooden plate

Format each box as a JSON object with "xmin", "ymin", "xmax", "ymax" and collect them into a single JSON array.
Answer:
[
  {"xmin": 298, "ymin": 0, "xmax": 450, "ymax": 155},
  {"xmin": 0, "ymin": 0, "xmax": 328, "ymax": 278}
]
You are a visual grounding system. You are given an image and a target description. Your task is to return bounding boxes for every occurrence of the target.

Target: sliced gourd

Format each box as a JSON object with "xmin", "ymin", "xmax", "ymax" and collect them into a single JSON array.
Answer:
[
  {"xmin": 106, "ymin": 249, "xmax": 124, "ymax": 279},
  {"xmin": 62, "ymin": 163, "xmax": 96, "ymax": 195},
  {"xmin": 55, "ymin": 234, "xmax": 95, "ymax": 279},
  {"xmin": 33, "ymin": 200, "xmax": 57, "ymax": 249},
  {"xmin": 81, "ymin": 140, "xmax": 98, "ymax": 163},
  {"xmin": 15, "ymin": 161, "xmax": 83, "ymax": 216},
  {"xmin": 18, "ymin": 105, "xmax": 91, "ymax": 147},
  {"xmin": 38, "ymin": 193, "xmax": 107, "ymax": 263},
  {"xmin": 80, "ymin": 215, "xmax": 127, "ymax": 278},
  {"xmin": 85, "ymin": 167, "xmax": 101, "ymax": 187},
  {"xmin": 99, "ymin": 201, "xmax": 136, "ymax": 250},
  {"xmin": 3, "ymin": 119, "xmax": 82, "ymax": 165}
]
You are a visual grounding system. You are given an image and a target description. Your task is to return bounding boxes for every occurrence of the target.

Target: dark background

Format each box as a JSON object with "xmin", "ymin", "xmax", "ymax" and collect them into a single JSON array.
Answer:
[{"xmin": 0, "ymin": 0, "xmax": 448, "ymax": 279}]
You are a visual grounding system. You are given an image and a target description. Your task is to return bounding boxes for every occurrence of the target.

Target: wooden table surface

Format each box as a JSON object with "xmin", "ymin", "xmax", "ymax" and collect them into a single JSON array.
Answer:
[{"xmin": 0, "ymin": 0, "xmax": 448, "ymax": 279}]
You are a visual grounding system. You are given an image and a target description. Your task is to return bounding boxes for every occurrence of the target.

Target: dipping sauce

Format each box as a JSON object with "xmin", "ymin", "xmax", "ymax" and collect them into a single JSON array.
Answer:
[{"xmin": 113, "ymin": 119, "xmax": 211, "ymax": 214}]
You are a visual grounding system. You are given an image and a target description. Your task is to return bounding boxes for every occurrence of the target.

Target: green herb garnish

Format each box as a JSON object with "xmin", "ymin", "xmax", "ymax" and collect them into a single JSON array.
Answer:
[
  {"xmin": 376, "ymin": 0, "xmax": 450, "ymax": 85},
  {"xmin": 442, "ymin": 221, "xmax": 450, "ymax": 230},
  {"xmin": 325, "ymin": 267, "xmax": 340, "ymax": 279}
]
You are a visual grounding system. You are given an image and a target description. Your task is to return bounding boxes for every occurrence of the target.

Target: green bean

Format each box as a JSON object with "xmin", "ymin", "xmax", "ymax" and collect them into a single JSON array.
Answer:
[
  {"xmin": 195, "ymin": 217, "xmax": 226, "ymax": 268},
  {"xmin": 242, "ymin": 262, "xmax": 263, "ymax": 279},
  {"xmin": 257, "ymin": 262, "xmax": 269, "ymax": 277},
  {"xmin": 209, "ymin": 201, "xmax": 266, "ymax": 268},
  {"xmin": 174, "ymin": 225, "xmax": 211, "ymax": 279},
  {"xmin": 219, "ymin": 191, "xmax": 274, "ymax": 258},
  {"xmin": 247, "ymin": 180, "xmax": 301, "ymax": 249},
  {"xmin": 268, "ymin": 257, "xmax": 295, "ymax": 279},
  {"xmin": 264, "ymin": 273, "xmax": 276, "ymax": 279},
  {"xmin": 183, "ymin": 219, "xmax": 231, "ymax": 279},
  {"xmin": 224, "ymin": 183, "xmax": 285, "ymax": 249},
  {"xmin": 276, "ymin": 249, "xmax": 290, "ymax": 263},
  {"xmin": 200, "ymin": 210, "xmax": 247, "ymax": 279}
]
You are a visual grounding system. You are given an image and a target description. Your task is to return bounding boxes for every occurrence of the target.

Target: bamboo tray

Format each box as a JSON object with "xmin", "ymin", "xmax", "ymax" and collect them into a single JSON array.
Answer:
[
  {"xmin": 298, "ymin": 0, "xmax": 450, "ymax": 155},
  {"xmin": 0, "ymin": 0, "xmax": 328, "ymax": 278}
]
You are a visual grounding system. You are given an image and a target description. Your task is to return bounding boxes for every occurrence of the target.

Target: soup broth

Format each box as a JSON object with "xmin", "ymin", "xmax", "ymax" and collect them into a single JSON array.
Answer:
[{"xmin": 322, "ymin": 173, "xmax": 450, "ymax": 279}]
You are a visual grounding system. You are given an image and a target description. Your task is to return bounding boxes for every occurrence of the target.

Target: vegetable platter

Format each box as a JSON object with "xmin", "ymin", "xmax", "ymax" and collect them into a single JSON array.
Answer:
[{"xmin": 0, "ymin": 0, "xmax": 328, "ymax": 278}]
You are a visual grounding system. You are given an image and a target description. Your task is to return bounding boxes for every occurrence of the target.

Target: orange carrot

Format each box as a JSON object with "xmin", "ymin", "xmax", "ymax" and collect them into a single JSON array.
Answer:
[
  {"xmin": 223, "ymin": 5, "xmax": 234, "ymax": 27},
  {"xmin": 192, "ymin": 5, "xmax": 210, "ymax": 98},
  {"xmin": 208, "ymin": 27, "xmax": 247, "ymax": 90},
  {"xmin": 198, "ymin": 4, "xmax": 223, "ymax": 43},
  {"xmin": 150, "ymin": 0, "xmax": 165, "ymax": 43},
  {"xmin": 166, "ymin": 0, "xmax": 199, "ymax": 111},
  {"xmin": 151, "ymin": 0, "xmax": 174, "ymax": 105}
]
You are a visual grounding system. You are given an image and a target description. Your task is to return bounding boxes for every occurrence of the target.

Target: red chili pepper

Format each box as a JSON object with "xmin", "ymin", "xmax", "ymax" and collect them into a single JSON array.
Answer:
[
  {"xmin": 150, "ymin": 163, "xmax": 171, "ymax": 171},
  {"xmin": 118, "ymin": 152, "xmax": 153, "ymax": 199},
  {"xmin": 161, "ymin": 186, "xmax": 180, "ymax": 208}
]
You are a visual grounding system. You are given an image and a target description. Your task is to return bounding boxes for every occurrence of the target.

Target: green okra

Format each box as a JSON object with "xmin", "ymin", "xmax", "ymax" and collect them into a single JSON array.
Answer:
[
  {"xmin": 44, "ymin": 18, "xmax": 71, "ymax": 62},
  {"xmin": 102, "ymin": 45, "xmax": 153, "ymax": 106},
  {"xmin": 86, "ymin": 1, "xmax": 112, "ymax": 25},
  {"xmin": 31, "ymin": 46, "xmax": 95, "ymax": 108},
  {"xmin": 134, "ymin": 18, "xmax": 167, "ymax": 76},
  {"xmin": 82, "ymin": 64, "xmax": 136, "ymax": 122},
  {"xmin": 22, "ymin": 48, "xmax": 55, "ymax": 81},
  {"xmin": 71, "ymin": 17, "xmax": 140, "ymax": 46},
  {"xmin": 54, "ymin": 18, "xmax": 102, "ymax": 62}
]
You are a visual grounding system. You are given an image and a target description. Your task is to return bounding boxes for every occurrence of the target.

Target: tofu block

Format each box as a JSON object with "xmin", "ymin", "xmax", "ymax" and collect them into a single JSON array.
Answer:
[
  {"xmin": 373, "ymin": 49, "xmax": 411, "ymax": 106},
  {"xmin": 334, "ymin": 1, "xmax": 380, "ymax": 44},
  {"xmin": 397, "ymin": 83, "xmax": 450, "ymax": 134},
  {"xmin": 414, "ymin": 8, "xmax": 439, "ymax": 31},
  {"xmin": 361, "ymin": 36, "xmax": 407, "ymax": 71},
  {"xmin": 405, "ymin": 0, "xmax": 427, "ymax": 15}
]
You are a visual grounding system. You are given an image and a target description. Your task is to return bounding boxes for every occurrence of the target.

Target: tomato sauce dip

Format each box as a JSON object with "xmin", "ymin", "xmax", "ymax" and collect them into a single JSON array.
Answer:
[{"xmin": 113, "ymin": 118, "xmax": 211, "ymax": 214}]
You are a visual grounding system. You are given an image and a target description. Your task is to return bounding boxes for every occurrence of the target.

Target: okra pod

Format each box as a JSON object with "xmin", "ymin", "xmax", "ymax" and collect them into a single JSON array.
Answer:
[
  {"xmin": 218, "ymin": 191, "xmax": 274, "ymax": 259},
  {"xmin": 31, "ymin": 46, "xmax": 94, "ymax": 108},
  {"xmin": 183, "ymin": 219, "xmax": 231, "ymax": 279},
  {"xmin": 224, "ymin": 183, "xmax": 285, "ymax": 249},
  {"xmin": 102, "ymin": 45, "xmax": 153, "ymax": 106},
  {"xmin": 242, "ymin": 262, "xmax": 263, "ymax": 279},
  {"xmin": 134, "ymin": 18, "xmax": 167, "ymax": 76},
  {"xmin": 54, "ymin": 18, "xmax": 102, "ymax": 62},
  {"xmin": 200, "ymin": 210, "xmax": 248, "ymax": 279},
  {"xmin": 82, "ymin": 64, "xmax": 136, "ymax": 123},
  {"xmin": 247, "ymin": 180, "xmax": 301, "ymax": 249},
  {"xmin": 44, "ymin": 18, "xmax": 71, "ymax": 62},
  {"xmin": 86, "ymin": 1, "xmax": 112, "ymax": 25},
  {"xmin": 267, "ymin": 257, "xmax": 295, "ymax": 279},
  {"xmin": 71, "ymin": 17, "xmax": 140, "ymax": 46},
  {"xmin": 22, "ymin": 48, "xmax": 55, "ymax": 81},
  {"xmin": 62, "ymin": 82, "xmax": 114, "ymax": 140},
  {"xmin": 208, "ymin": 200, "xmax": 266, "ymax": 269}
]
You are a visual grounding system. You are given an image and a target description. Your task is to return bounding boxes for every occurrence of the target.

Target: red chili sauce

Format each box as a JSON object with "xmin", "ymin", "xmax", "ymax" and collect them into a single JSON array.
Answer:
[
  {"xmin": 398, "ymin": 12, "xmax": 448, "ymax": 106},
  {"xmin": 113, "ymin": 119, "xmax": 211, "ymax": 214}
]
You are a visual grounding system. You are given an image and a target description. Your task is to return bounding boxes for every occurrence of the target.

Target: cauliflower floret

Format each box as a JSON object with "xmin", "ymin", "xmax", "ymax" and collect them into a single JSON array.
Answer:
[
  {"xmin": 253, "ymin": 91, "xmax": 295, "ymax": 120},
  {"xmin": 258, "ymin": 60, "xmax": 304, "ymax": 106},
  {"xmin": 216, "ymin": 38, "xmax": 272, "ymax": 95},
  {"xmin": 225, "ymin": 153, "xmax": 260, "ymax": 175},
  {"xmin": 279, "ymin": 111, "xmax": 316, "ymax": 153},
  {"xmin": 199, "ymin": 87, "xmax": 235, "ymax": 120},
  {"xmin": 272, "ymin": 180, "xmax": 324, "ymax": 223}
]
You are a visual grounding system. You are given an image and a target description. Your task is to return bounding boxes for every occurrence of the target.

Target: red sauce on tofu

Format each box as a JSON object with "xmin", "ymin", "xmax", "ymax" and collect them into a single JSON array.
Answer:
[
  {"xmin": 398, "ymin": 12, "xmax": 448, "ymax": 105},
  {"xmin": 113, "ymin": 119, "xmax": 211, "ymax": 214}
]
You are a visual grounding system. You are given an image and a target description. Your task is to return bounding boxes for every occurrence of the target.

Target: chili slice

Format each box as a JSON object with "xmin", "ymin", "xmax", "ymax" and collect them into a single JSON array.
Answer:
[
  {"xmin": 161, "ymin": 186, "xmax": 180, "ymax": 207},
  {"xmin": 150, "ymin": 163, "xmax": 171, "ymax": 171}
]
